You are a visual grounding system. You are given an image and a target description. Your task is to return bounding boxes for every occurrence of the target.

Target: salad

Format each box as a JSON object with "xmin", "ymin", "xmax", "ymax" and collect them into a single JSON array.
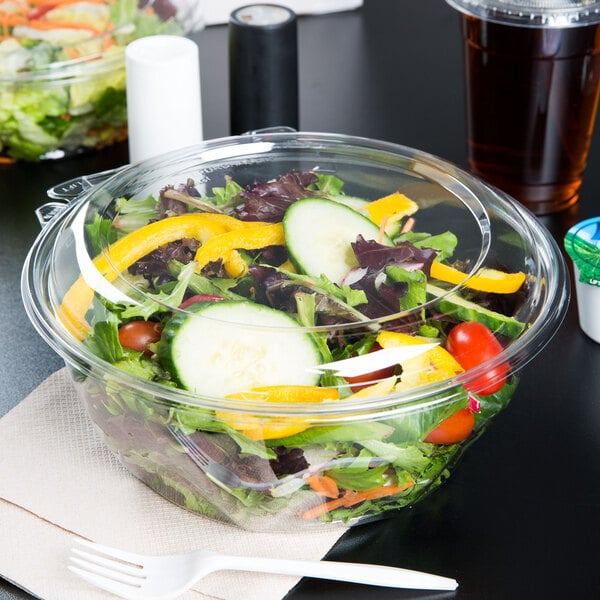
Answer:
[
  {"xmin": 0, "ymin": 0, "xmax": 189, "ymax": 161},
  {"xmin": 61, "ymin": 169, "xmax": 527, "ymax": 528}
]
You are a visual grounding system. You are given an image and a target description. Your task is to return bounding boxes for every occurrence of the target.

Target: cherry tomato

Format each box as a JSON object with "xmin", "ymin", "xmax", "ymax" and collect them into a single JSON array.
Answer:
[
  {"xmin": 424, "ymin": 408, "xmax": 475, "ymax": 444},
  {"xmin": 446, "ymin": 321, "xmax": 508, "ymax": 396},
  {"xmin": 118, "ymin": 321, "xmax": 162, "ymax": 356},
  {"xmin": 344, "ymin": 343, "xmax": 397, "ymax": 392}
]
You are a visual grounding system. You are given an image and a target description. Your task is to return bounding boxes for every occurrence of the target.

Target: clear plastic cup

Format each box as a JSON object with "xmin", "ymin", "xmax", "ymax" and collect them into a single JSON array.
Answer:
[
  {"xmin": 565, "ymin": 217, "xmax": 600, "ymax": 343},
  {"xmin": 446, "ymin": 0, "xmax": 600, "ymax": 215}
]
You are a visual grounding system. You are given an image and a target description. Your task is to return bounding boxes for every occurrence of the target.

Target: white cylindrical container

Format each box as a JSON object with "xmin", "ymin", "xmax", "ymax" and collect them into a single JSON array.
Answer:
[
  {"xmin": 564, "ymin": 217, "xmax": 600, "ymax": 343},
  {"xmin": 126, "ymin": 35, "xmax": 203, "ymax": 163}
]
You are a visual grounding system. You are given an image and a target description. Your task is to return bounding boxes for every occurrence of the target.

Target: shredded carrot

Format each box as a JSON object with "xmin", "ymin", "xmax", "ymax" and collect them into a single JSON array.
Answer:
[
  {"xmin": 352, "ymin": 482, "xmax": 414, "ymax": 501},
  {"xmin": 301, "ymin": 495, "xmax": 355, "ymax": 520},
  {"xmin": 64, "ymin": 46, "xmax": 80, "ymax": 59},
  {"xmin": 28, "ymin": 19, "xmax": 104, "ymax": 33},
  {"xmin": 0, "ymin": 14, "xmax": 29, "ymax": 26},
  {"xmin": 0, "ymin": 157, "xmax": 17, "ymax": 164},
  {"xmin": 377, "ymin": 215, "xmax": 389, "ymax": 244},
  {"xmin": 1, "ymin": 0, "xmax": 108, "ymax": 30},
  {"xmin": 302, "ymin": 481, "xmax": 414, "ymax": 520},
  {"xmin": 28, "ymin": 0, "xmax": 106, "ymax": 6},
  {"xmin": 102, "ymin": 35, "xmax": 114, "ymax": 50},
  {"xmin": 400, "ymin": 217, "xmax": 415, "ymax": 234},
  {"xmin": 306, "ymin": 475, "xmax": 340, "ymax": 499}
]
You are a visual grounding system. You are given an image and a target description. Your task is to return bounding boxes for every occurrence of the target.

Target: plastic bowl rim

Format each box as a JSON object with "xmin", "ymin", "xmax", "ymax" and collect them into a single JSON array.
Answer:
[{"xmin": 21, "ymin": 131, "xmax": 571, "ymax": 417}]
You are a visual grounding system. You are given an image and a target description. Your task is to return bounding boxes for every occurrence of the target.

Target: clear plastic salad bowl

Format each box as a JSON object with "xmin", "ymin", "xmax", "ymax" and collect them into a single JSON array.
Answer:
[
  {"xmin": 0, "ymin": 0, "xmax": 204, "ymax": 162},
  {"xmin": 22, "ymin": 132, "xmax": 569, "ymax": 530}
]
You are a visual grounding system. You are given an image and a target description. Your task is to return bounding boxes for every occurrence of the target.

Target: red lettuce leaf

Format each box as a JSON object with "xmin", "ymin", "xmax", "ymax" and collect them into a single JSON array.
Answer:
[
  {"xmin": 351, "ymin": 235, "xmax": 437, "ymax": 273},
  {"xmin": 347, "ymin": 235, "xmax": 437, "ymax": 319},
  {"xmin": 233, "ymin": 170, "xmax": 320, "ymax": 222}
]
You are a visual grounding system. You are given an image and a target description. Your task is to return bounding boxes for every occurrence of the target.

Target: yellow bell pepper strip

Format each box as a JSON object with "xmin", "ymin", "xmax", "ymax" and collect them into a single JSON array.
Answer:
[
  {"xmin": 217, "ymin": 385, "xmax": 340, "ymax": 440},
  {"xmin": 193, "ymin": 223, "xmax": 285, "ymax": 277},
  {"xmin": 278, "ymin": 259, "xmax": 297, "ymax": 272},
  {"xmin": 58, "ymin": 213, "xmax": 248, "ymax": 340},
  {"xmin": 363, "ymin": 192, "xmax": 419, "ymax": 227},
  {"xmin": 375, "ymin": 331, "xmax": 464, "ymax": 391},
  {"xmin": 343, "ymin": 376, "xmax": 398, "ymax": 399},
  {"xmin": 187, "ymin": 215, "xmax": 278, "ymax": 277},
  {"xmin": 429, "ymin": 261, "xmax": 526, "ymax": 294},
  {"xmin": 207, "ymin": 214, "xmax": 275, "ymax": 231},
  {"xmin": 221, "ymin": 250, "xmax": 248, "ymax": 278}
]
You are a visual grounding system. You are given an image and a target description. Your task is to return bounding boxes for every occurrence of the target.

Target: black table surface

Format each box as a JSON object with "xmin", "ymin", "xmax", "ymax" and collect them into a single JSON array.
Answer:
[{"xmin": 2, "ymin": 2, "xmax": 599, "ymax": 599}]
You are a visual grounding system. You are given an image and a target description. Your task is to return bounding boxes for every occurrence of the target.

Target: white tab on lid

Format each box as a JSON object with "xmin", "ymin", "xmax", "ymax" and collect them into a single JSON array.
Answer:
[{"xmin": 307, "ymin": 343, "xmax": 439, "ymax": 377}]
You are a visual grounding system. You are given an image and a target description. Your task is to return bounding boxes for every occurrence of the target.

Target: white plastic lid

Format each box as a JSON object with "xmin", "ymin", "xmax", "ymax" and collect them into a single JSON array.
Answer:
[{"xmin": 446, "ymin": 0, "xmax": 600, "ymax": 27}]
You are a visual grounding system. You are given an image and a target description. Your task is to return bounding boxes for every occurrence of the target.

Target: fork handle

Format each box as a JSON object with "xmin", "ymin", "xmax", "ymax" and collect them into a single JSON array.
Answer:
[{"xmin": 214, "ymin": 553, "xmax": 458, "ymax": 591}]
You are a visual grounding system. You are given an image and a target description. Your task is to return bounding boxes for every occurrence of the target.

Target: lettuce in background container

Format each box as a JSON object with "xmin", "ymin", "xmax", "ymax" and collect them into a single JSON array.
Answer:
[
  {"xmin": 0, "ymin": 0, "xmax": 204, "ymax": 162},
  {"xmin": 565, "ymin": 217, "xmax": 600, "ymax": 343}
]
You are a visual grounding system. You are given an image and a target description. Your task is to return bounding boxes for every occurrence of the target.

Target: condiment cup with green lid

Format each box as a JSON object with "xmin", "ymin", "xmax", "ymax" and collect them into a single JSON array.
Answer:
[{"xmin": 565, "ymin": 217, "xmax": 600, "ymax": 343}]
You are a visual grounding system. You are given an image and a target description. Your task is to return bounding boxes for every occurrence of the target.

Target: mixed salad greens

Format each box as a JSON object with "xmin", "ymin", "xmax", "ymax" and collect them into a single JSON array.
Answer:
[
  {"xmin": 65, "ymin": 169, "xmax": 528, "ymax": 528},
  {"xmin": 0, "ymin": 0, "xmax": 187, "ymax": 161}
]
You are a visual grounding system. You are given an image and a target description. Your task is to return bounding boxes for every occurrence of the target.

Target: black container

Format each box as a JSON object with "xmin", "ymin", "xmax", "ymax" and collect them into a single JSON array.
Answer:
[{"xmin": 229, "ymin": 4, "xmax": 299, "ymax": 134}]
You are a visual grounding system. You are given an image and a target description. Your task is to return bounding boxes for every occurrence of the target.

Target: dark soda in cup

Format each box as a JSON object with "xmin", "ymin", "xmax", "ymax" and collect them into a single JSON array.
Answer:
[{"xmin": 446, "ymin": 0, "xmax": 600, "ymax": 215}]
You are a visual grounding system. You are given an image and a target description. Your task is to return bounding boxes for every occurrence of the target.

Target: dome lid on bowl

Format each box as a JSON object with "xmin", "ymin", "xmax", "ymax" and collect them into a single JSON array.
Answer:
[{"xmin": 22, "ymin": 132, "xmax": 568, "ymax": 411}]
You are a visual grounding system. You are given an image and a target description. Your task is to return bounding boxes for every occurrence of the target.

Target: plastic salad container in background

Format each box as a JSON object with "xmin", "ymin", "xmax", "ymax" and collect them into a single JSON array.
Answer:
[
  {"xmin": 564, "ymin": 217, "xmax": 600, "ymax": 343},
  {"xmin": 22, "ymin": 132, "xmax": 569, "ymax": 530},
  {"xmin": 0, "ymin": 0, "xmax": 204, "ymax": 162}
]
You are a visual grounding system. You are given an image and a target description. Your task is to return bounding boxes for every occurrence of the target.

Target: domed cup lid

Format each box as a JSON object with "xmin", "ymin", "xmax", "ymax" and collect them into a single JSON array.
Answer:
[{"xmin": 445, "ymin": 0, "xmax": 600, "ymax": 27}]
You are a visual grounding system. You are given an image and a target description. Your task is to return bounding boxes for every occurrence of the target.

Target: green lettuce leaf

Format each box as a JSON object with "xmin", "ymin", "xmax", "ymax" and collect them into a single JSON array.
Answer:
[{"xmin": 266, "ymin": 421, "xmax": 395, "ymax": 447}]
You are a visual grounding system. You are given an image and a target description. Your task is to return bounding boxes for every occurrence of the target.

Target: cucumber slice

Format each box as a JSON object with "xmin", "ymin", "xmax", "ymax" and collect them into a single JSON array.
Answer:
[
  {"xmin": 426, "ymin": 284, "xmax": 526, "ymax": 339},
  {"xmin": 159, "ymin": 301, "xmax": 322, "ymax": 396},
  {"xmin": 330, "ymin": 194, "xmax": 369, "ymax": 210},
  {"xmin": 283, "ymin": 197, "xmax": 391, "ymax": 285}
]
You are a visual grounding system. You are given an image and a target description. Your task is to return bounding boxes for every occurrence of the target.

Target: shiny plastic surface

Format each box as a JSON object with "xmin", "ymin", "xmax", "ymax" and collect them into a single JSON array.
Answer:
[
  {"xmin": 21, "ymin": 132, "xmax": 569, "ymax": 530},
  {"xmin": 446, "ymin": 0, "xmax": 600, "ymax": 26}
]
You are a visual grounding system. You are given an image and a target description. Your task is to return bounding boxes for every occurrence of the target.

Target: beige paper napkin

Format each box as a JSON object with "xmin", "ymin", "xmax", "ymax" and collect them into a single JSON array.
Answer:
[{"xmin": 0, "ymin": 368, "xmax": 346, "ymax": 600}]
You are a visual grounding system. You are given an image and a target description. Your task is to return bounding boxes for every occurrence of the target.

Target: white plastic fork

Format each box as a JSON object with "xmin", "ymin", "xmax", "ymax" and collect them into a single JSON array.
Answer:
[{"xmin": 68, "ymin": 538, "xmax": 458, "ymax": 599}]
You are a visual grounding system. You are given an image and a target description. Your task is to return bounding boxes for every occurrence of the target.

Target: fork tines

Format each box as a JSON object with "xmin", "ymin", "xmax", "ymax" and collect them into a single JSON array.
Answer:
[{"xmin": 69, "ymin": 538, "xmax": 145, "ymax": 597}]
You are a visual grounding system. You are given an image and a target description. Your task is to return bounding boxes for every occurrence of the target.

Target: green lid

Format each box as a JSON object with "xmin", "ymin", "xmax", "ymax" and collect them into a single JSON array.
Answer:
[{"xmin": 564, "ymin": 217, "xmax": 600, "ymax": 287}]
